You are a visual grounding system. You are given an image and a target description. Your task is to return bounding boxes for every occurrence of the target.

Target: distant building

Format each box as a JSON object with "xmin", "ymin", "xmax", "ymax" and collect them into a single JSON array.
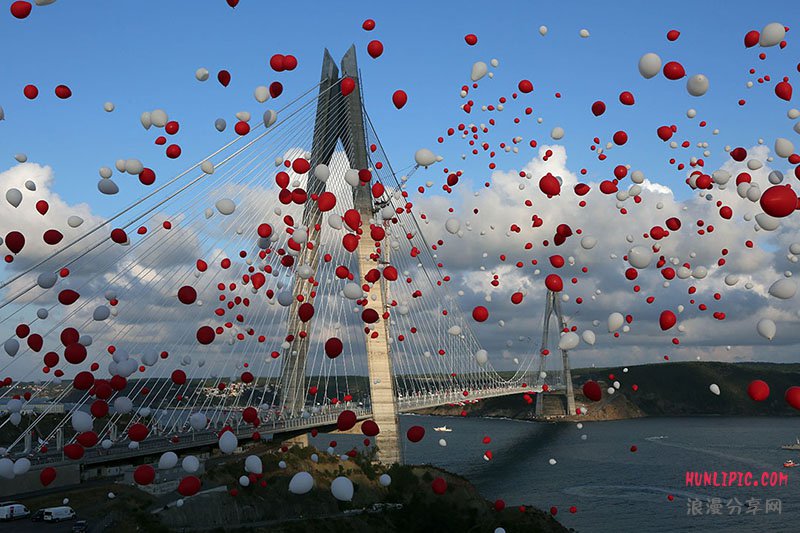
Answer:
[{"xmin": 0, "ymin": 398, "xmax": 65, "ymax": 415}]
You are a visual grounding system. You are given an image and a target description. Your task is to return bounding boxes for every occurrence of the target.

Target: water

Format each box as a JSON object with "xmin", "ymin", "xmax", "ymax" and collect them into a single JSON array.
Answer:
[{"xmin": 318, "ymin": 416, "xmax": 800, "ymax": 532}]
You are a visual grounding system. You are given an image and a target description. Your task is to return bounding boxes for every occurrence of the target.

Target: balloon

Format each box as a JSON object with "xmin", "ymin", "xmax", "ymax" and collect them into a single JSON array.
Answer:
[
  {"xmin": 337, "ymin": 410, "xmax": 357, "ymax": 431},
  {"xmin": 392, "ymin": 90, "xmax": 407, "ymax": 109},
  {"xmin": 759, "ymin": 22, "xmax": 786, "ymax": 47},
  {"xmin": 217, "ymin": 70, "xmax": 231, "ymax": 87},
  {"xmin": 67, "ymin": 216, "xmax": 84, "ymax": 228},
  {"xmin": 40, "ymin": 467, "xmax": 57, "ymax": 486},
  {"xmin": 582, "ymin": 381, "xmax": 602, "ymax": 401},
  {"xmin": 254, "ymin": 86, "xmax": 269, "ymax": 103},
  {"xmin": 341, "ymin": 77, "xmax": 355, "ymax": 96},
  {"xmin": 445, "ymin": 218, "xmax": 461, "ymax": 234},
  {"xmin": 662, "ymin": 61, "xmax": 685, "ymax": 80},
  {"xmin": 414, "ymin": 148, "xmax": 437, "ymax": 167},
  {"xmin": 158, "ymin": 452, "xmax": 178, "ymax": 470},
  {"xmin": 13, "ymin": 458, "xmax": 30, "ymax": 475},
  {"xmin": 686, "ymin": 74, "xmax": 709, "ymax": 96},
  {"xmin": 431, "ymin": 477, "xmax": 447, "ymax": 495},
  {"xmin": 219, "ymin": 431, "xmax": 238, "ymax": 454},
  {"xmin": 0, "ymin": 458, "xmax": 14, "ymax": 479},
  {"xmin": 757, "ymin": 319, "xmax": 776, "ymax": 341},
  {"xmin": 550, "ymin": 127, "xmax": 565, "ymax": 140},
  {"xmin": 4, "ymin": 338, "xmax": 19, "ymax": 357},
  {"xmin": 263, "ymin": 110, "xmax": 277, "ymax": 128},
  {"xmin": 134, "ymin": 465, "xmax": 156, "ymax": 485},
  {"xmin": 182, "ymin": 455, "xmax": 200, "ymax": 473},
  {"xmin": 786, "ymin": 387, "xmax": 800, "ymax": 410},
  {"xmin": 472, "ymin": 306, "xmax": 489, "ymax": 322},
  {"xmin": 775, "ymin": 138, "xmax": 794, "ymax": 159},
  {"xmin": 178, "ymin": 476, "xmax": 201, "ymax": 496},
  {"xmin": 608, "ymin": 312, "xmax": 624, "ymax": 332},
  {"xmin": 215, "ymin": 198, "xmax": 236, "ymax": 215},
  {"xmin": 367, "ymin": 40, "xmax": 383, "ymax": 58},
  {"xmin": 471, "ymin": 61, "xmax": 488, "ymax": 81},
  {"xmin": 5, "ymin": 188, "xmax": 22, "ymax": 208},
  {"xmin": 379, "ymin": 474, "xmax": 391, "ymax": 486},
  {"xmin": 71, "ymin": 411, "xmax": 93, "ymax": 433},
  {"xmin": 659, "ymin": 310, "xmax": 677, "ymax": 330},
  {"xmin": 709, "ymin": 384, "xmax": 720, "ymax": 396},
  {"xmin": 748, "ymin": 380, "xmax": 770, "ymax": 401},
  {"xmin": 769, "ymin": 279, "xmax": 796, "ymax": 300},
  {"xmin": 331, "ymin": 476, "xmax": 354, "ymax": 501},
  {"xmin": 475, "ymin": 349, "xmax": 488, "ymax": 366},
  {"xmin": 407, "ymin": 426, "xmax": 425, "ymax": 443},
  {"xmin": 98, "ymin": 179, "xmax": 119, "ymax": 195},
  {"xmin": 760, "ymin": 186, "xmax": 797, "ymax": 218},
  {"xmin": 558, "ymin": 332, "xmax": 579, "ymax": 350},
  {"xmin": 638, "ymin": 53, "xmax": 662, "ymax": 78},
  {"xmin": 245, "ymin": 455, "xmax": 262, "ymax": 474},
  {"xmin": 288, "ymin": 471, "xmax": 314, "ymax": 494},
  {"xmin": 628, "ymin": 246, "xmax": 653, "ymax": 268},
  {"xmin": 581, "ymin": 330, "xmax": 595, "ymax": 345}
]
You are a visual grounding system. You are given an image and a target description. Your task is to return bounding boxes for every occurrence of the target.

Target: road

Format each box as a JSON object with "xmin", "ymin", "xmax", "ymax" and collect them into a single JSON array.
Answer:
[{"xmin": 0, "ymin": 516, "xmax": 109, "ymax": 533}]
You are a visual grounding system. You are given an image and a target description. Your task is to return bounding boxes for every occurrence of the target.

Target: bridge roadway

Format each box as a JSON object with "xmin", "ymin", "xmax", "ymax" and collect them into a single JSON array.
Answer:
[{"xmin": 24, "ymin": 383, "xmax": 552, "ymax": 468}]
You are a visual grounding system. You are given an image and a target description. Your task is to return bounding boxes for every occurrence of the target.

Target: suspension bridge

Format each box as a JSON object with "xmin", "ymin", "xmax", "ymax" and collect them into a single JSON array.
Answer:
[{"xmin": 0, "ymin": 47, "xmax": 575, "ymax": 487}]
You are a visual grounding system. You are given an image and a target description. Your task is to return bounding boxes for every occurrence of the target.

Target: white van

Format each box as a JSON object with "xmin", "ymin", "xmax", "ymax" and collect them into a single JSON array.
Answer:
[
  {"xmin": 43, "ymin": 506, "xmax": 75, "ymax": 522},
  {"xmin": 0, "ymin": 502, "xmax": 30, "ymax": 520}
]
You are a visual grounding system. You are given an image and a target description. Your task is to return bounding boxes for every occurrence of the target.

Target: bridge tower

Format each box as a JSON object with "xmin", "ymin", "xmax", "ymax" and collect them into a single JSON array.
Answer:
[
  {"xmin": 535, "ymin": 290, "xmax": 576, "ymax": 416},
  {"xmin": 279, "ymin": 46, "xmax": 402, "ymax": 464}
]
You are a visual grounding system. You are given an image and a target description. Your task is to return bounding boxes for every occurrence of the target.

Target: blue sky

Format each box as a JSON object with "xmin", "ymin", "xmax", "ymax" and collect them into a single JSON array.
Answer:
[{"xmin": 1, "ymin": 0, "xmax": 797, "ymax": 217}]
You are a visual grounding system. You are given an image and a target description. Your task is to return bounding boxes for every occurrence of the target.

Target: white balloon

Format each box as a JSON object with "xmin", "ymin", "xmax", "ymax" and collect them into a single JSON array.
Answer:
[
  {"xmin": 140, "ymin": 111, "xmax": 152, "ymax": 130},
  {"xmin": 760, "ymin": 22, "xmax": 786, "ymax": 47},
  {"xmin": 103, "ymin": 102, "xmax": 115, "ymax": 112},
  {"xmin": 328, "ymin": 213, "xmax": 343, "ymax": 230},
  {"xmin": 608, "ymin": 312, "xmax": 624, "ymax": 333},
  {"xmin": 414, "ymin": 148, "xmax": 437, "ymax": 167},
  {"xmin": 471, "ymin": 61, "xmax": 488, "ymax": 81},
  {"xmin": 580, "ymin": 236, "xmax": 597, "ymax": 250},
  {"xmin": 215, "ymin": 198, "xmax": 236, "ymax": 215},
  {"xmin": 14, "ymin": 153, "xmax": 27, "ymax": 163},
  {"xmin": 150, "ymin": 109, "xmax": 168, "ymax": 128},
  {"xmin": 71, "ymin": 411, "xmax": 94, "ymax": 433},
  {"xmin": 550, "ymin": 126, "xmax": 565, "ymax": 140},
  {"xmin": 189, "ymin": 412, "xmax": 207, "ymax": 430},
  {"xmin": 158, "ymin": 452, "xmax": 179, "ymax": 470},
  {"xmin": 215, "ymin": 118, "xmax": 227, "ymax": 132},
  {"xmin": 201, "ymin": 160, "xmax": 215, "ymax": 174},
  {"xmin": 581, "ymin": 330, "xmax": 596, "ymax": 346},
  {"xmin": 686, "ymin": 74, "xmax": 709, "ymax": 97},
  {"xmin": 0, "ymin": 458, "xmax": 14, "ymax": 479},
  {"xmin": 330, "ymin": 476, "xmax": 354, "ymax": 501},
  {"xmin": 98, "ymin": 179, "xmax": 119, "ymax": 195},
  {"xmin": 769, "ymin": 278, "xmax": 797, "ymax": 300},
  {"xmin": 13, "ymin": 458, "xmax": 31, "ymax": 475},
  {"xmin": 638, "ymin": 53, "xmax": 662, "ymax": 79},
  {"xmin": 4, "ymin": 338, "xmax": 19, "ymax": 357},
  {"xmin": 558, "ymin": 332, "xmax": 580, "ymax": 350},
  {"xmin": 628, "ymin": 246, "xmax": 653, "ymax": 268},
  {"xmin": 101, "ymin": 439, "xmax": 113, "ymax": 449},
  {"xmin": 709, "ymin": 384, "xmax": 720, "ymax": 396},
  {"xmin": 314, "ymin": 164, "xmax": 330, "ymax": 182},
  {"xmin": 445, "ymin": 218, "xmax": 461, "ymax": 234},
  {"xmin": 239, "ymin": 475, "xmax": 250, "ymax": 487},
  {"xmin": 474, "ymin": 349, "xmax": 488, "ymax": 366},
  {"xmin": 245, "ymin": 455, "xmax": 263, "ymax": 474},
  {"xmin": 538, "ymin": 25, "xmax": 548, "ymax": 36},
  {"xmin": 5, "ymin": 188, "xmax": 22, "ymax": 208},
  {"xmin": 757, "ymin": 318, "xmax": 776, "ymax": 341},
  {"xmin": 195, "ymin": 68, "xmax": 210, "ymax": 82},
  {"xmin": 379, "ymin": 474, "xmax": 391, "ymax": 486},
  {"xmin": 775, "ymin": 138, "xmax": 794, "ymax": 159},
  {"xmin": 67, "ymin": 215, "xmax": 84, "ymax": 228},
  {"xmin": 579, "ymin": 28, "xmax": 590, "ymax": 38},
  {"xmin": 93, "ymin": 306, "xmax": 111, "ymax": 321},
  {"xmin": 288, "ymin": 471, "xmax": 314, "ymax": 494},
  {"xmin": 263, "ymin": 110, "xmax": 278, "ymax": 128},
  {"xmin": 182, "ymin": 455, "xmax": 200, "ymax": 473},
  {"xmin": 254, "ymin": 86, "xmax": 270, "ymax": 103},
  {"xmin": 756, "ymin": 213, "xmax": 780, "ymax": 231},
  {"xmin": 113, "ymin": 396, "xmax": 133, "ymax": 414},
  {"xmin": 343, "ymin": 282, "xmax": 363, "ymax": 300}
]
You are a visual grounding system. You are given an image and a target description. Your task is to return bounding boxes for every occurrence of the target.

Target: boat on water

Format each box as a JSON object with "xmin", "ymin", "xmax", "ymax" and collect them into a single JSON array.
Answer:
[
  {"xmin": 781, "ymin": 437, "xmax": 800, "ymax": 450},
  {"xmin": 433, "ymin": 426, "xmax": 452, "ymax": 432},
  {"xmin": 784, "ymin": 459, "xmax": 799, "ymax": 468}
]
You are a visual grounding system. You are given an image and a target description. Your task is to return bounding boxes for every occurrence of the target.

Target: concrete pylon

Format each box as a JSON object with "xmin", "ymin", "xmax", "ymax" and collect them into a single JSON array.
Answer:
[
  {"xmin": 278, "ymin": 47, "xmax": 402, "ymax": 464},
  {"xmin": 536, "ymin": 290, "xmax": 576, "ymax": 416}
]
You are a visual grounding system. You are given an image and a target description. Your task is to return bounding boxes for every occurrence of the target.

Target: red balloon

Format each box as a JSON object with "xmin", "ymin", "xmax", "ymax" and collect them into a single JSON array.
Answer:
[
  {"xmin": 341, "ymin": 77, "xmax": 356, "ymax": 96},
  {"xmin": 178, "ymin": 476, "xmax": 201, "ymax": 496},
  {"xmin": 337, "ymin": 410, "xmax": 357, "ymax": 431},
  {"xmin": 27, "ymin": 333, "xmax": 42, "ymax": 352},
  {"xmin": 464, "ymin": 34, "xmax": 478, "ymax": 46},
  {"xmin": 226, "ymin": 0, "xmax": 239, "ymax": 7},
  {"xmin": 269, "ymin": 81, "xmax": 283, "ymax": 98},
  {"xmin": 110, "ymin": 228, "xmax": 128, "ymax": 244},
  {"xmin": 128, "ymin": 423, "xmax": 149, "ymax": 442},
  {"xmin": 407, "ymin": 425, "xmax": 425, "ymax": 443},
  {"xmin": 619, "ymin": 91, "xmax": 635, "ymax": 105},
  {"xmin": 785, "ymin": 386, "xmax": 800, "ymax": 410},
  {"xmin": 64, "ymin": 443, "xmax": 84, "ymax": 460},
  {"xmin": 292, "ymin": 158, "xmax": 310, "ymax": 174},
  {"xmin": 539, "ymin": 172, "xmax": 561, "ymax": 196},
  {"xmin": 43, "ymin": 229, "xmax": 63, "ymax": 245},
  {"xmin": 269, "ymin": 54, "xmax": 285, "ymax": 71},
  {"xmin": 5, "ymin": 231, "xmax": 25, "ymax": 254},
  {"xmin": 257, "ymin": 223, "xmax": 272, "ymax": 238},
  {"xmin": 511, "ymin": 292, "xmax": 524, "ymax": 304},
  {"xmin": 343, "ymin": 209, "xmax": 361, "ymax": 231},
  {"xmin": 367, "ymin": 40, "xmax": 384, "ymax": 58},
  {"xmin": 472, "ymin": 306, "xmax": 489, "ymax": 322},
  {"xmin": 166, "ymin": 144, "xmax": 182, "ymax": 158},
  {"xmin": 139, "ymin": 168, "xmax": 156, "ymax": 186},
  {"xmin": 23, "ymin": 84, "xmax": 38, "ymax": 99},
  {"xmin": 54, "ymin": 85, "xmax": 72, "ymax": 99},
  {"xmin": 591, "ymin": 101, "xmax": 606, "ymax": 116},
  {"xmin": 283, "ymin": 55, "xmax": 297, "ymax": 71},
  {"xmin": 545, "ymin": 274, "xmax": 563, "ymax": 292},
  {"xmin": 518, "ymin": 80, "xmax": 533, "ymax": 93},
  {"xmin": 35, "ymin": 200, "xmax": 49, "ymax": 215},
  {"xmin": 342, "ymin": 234, "xmax": 359, "ymax": 253},
  {"xmin": 760, "ymin": 185, "xmax": 797, "ymax": 218},
  {"xmin": 361, "ymin": 420, "xmax": 379, "ymax": 437},
  {"xmin": 362, "ymin": 19, "xmax": 375, "ymax": 31},
  {"xmin": 178, "ymin": 285, "xmax": 197, "ymax": 304},
  {"xmin": 744, "ymin": 30, "xmax": 760, "ymax": 47},
  {"xmin": 171, "ymin": 369, "xmax": 187, "ymax": 385},
  {"xmin": 234, "ymin": 121, "xmax": 250, "ymax": 136},
  {"xmin": 659, "ymin": 310, "xmax": 677, "ymax": 331},
  {"xmin": 73, "ymin": 371, "xmax": 94, "ymax": 390},
  {"xmin": 666, "ymin": 30, "xmax": 680, "ymax": 41},
  {"xmin": 582, "ymin": 380, "xmax": 602, "ymax": 401},
  {"xmin": 76, "ymin": 431, "xmax": 98, "ymax": 448},
  {"xmin": 392, "ymin": 90, "xmax": 407, "ymax": 109},
  {"xmin": 40, "ymin": 467, "xmax": 57, "ymax": 486},
  {"xmin": 613, "ymin": 131, "xmax": 628, "ymax": 145},
  {"xmin": 10, "ymin": 1, "xmax": 32, "ymax": 19},
  {"xmin": 431, "ymin": 476, "xmax": 447, "ymax": 495},
  {"xmin": 298, "ymin": 302, "xmax": 314, "ymax": 322},
  {"xmin": 58, "ymin": 289, "xmax": 80, "ymax": 305},
  {"xmin": 90, "ymin": 399, "xmax": 109, "ymax": 418},
  {"xmin": 134, "ymin": 465, "xmax": 156, "ymax": 485},
  {"xmin": 775, "ymin": 81, "xmax": 793, "ymax": 102},
  {"xmin": 747, "ymin": 380, "xmax": 770, "ymax": 402},
  {"xmin": 662, "ymin": 61, "xmax": 686, "ymax": 80},
  {"xmin": 325, "ymin": 337, "xmax": 343, "ymax": 358},
  {"xmin": 217, "ymin": 70, "xmax": 231, "ymax": 87},
  {"xmin": 361, "ymin": 308, "xmax": 379, "ymax": 324},
  {"xmin": 196, "ymin": 326, "xmax": 215, "ymax": 345},
  {"xmin": 657, "ymin": 126, "xmax": 673, "ymax": 141}
]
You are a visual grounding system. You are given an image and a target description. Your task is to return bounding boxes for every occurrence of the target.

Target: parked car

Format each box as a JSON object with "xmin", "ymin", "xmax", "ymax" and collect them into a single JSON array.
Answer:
[
  {"xmin": 72, "ymin": 519, "xmax": 88, "ymax": 532},
  {"xmin": 0, "ymin": 502, "xmax": 30, "ymax": 520},
  {"xmin": 43, "ymin": 506, "xmax": 76, "ymax": 522},
  {"xmin": 30, "ymin": 509, "xmax": 45, "ymax": 522}
]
